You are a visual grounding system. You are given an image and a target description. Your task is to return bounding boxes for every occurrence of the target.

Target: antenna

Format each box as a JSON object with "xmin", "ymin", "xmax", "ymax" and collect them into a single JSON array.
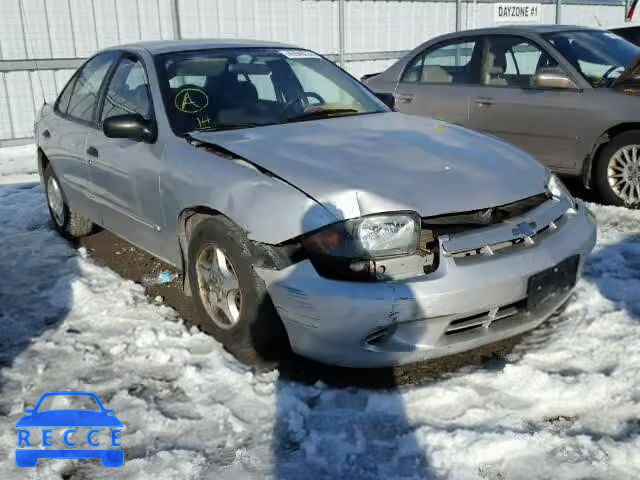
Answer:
[
  {"xmin": 592, "ymin": 12, "xmax": 603, "ymax": 27},
  {"xmin": 19, "ymin": 0, "xmax": 47, "ymax": 106}
]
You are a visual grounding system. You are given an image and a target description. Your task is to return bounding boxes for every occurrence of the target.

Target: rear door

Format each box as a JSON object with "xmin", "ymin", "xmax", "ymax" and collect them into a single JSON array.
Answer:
[
  {"xmin": 393, "ymin": 37, "xmax": 483, "ymax": 125},
  {"xmin": 467, "ymin": 35, "xmax": 586, "ymax": 171},
  {"xmin": 86, "ymin": 53, "xmax": 166, "ymax": 258},
  {"xmin": 42, "ymin": 53, "xmax": 119, "ymax": 218}
]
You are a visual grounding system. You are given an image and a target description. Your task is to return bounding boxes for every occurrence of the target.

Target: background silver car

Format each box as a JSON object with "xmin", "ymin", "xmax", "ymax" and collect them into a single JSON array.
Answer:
[
  {"xmin": 36, "ymin": 40, "xmax": 596, "ymax": 367},
  {"xmin": 365, "ymin": 25, "xmax": 640, "ymax": 208}
]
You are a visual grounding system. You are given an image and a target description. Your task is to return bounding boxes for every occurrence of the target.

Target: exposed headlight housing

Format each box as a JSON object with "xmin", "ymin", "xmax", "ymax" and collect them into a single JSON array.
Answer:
[
  {"xmin": 546, "ymin": 173, "xmax": 575, "ymax": 207},
  {"xmin": 302, "ymin": 212, "xmax": 423, "ymax": 281}
]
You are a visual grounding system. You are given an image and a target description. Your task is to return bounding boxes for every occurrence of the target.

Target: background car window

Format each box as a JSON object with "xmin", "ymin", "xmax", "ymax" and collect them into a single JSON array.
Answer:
[
  {"xmin": 484, "ymin": 36, "xmax": 563, "ymax": 88},
  {"xmin": 101, "ymin": 57, "xmax": 152, "ymax": 123},
  {"xmin": 66, "ymin": 53, "xmax": 118, "ymax": 123},
  {"xmin": 243, "ymin": 73, "xmax": 277, "ymax": 101},
  {"xmin": 402, "ymin": 40, "xmax": 479, "ymax": 84},
  {"xmin": 169, "ymin": 75, "xmax": 206, "ymax": 88}
]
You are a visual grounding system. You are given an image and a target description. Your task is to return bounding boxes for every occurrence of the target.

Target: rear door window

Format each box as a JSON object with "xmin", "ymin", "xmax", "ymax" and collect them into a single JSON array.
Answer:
[{"xmin": 402, "ymin": 39, "xmax": 482, "ymax": 85}]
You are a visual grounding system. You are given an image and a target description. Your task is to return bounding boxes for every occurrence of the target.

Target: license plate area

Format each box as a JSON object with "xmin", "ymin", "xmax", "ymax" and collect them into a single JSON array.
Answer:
[{"xmin": 527, "ymin": 255, "xmax": 579, "ymax": 312}]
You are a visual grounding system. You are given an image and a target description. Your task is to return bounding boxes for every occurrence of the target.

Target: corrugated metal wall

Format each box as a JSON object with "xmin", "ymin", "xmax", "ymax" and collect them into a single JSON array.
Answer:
[{"xmin": 0, "ymin": 0, "xmax": 628, "ymax": 143}]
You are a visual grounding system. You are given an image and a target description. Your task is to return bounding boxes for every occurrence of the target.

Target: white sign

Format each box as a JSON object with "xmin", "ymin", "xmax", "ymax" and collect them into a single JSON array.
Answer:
[
  {"xmin": 494, "ymin": 3, "xmax": 542, "ymax": 23},
  {"xmin": 279, "ymin": 50, "xmax": 320, "ymax": 59}
]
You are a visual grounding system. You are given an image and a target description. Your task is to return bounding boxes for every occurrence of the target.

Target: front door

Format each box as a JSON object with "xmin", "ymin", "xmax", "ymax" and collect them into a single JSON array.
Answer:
[
  {"xmin": 87, "ymin": 55, "xmax": 166, "ymax": 258},
  {"xmin": 393, "ymin": 37, "xmax": 484, "ymax": 126},
  {"xmin": 468, "ymin": 35, "xmax": 586, "ymax": 171}
]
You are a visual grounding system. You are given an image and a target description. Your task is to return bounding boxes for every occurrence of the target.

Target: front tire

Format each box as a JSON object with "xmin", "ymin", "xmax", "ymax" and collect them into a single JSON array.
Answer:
[
  {"xmin": 594, "ymin": 131, "xmax": 640, "ymax": 207},
  {"xmin": 187, "ymin": 216, "xmax": 289, "ymax": 365},
  {"xmin": 43, "ymin": 164, "xmax": 94, "ymax": 238}
]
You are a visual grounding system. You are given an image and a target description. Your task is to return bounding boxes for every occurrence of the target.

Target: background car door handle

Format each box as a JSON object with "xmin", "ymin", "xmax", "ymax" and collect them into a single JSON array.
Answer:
[
  {"xmin": 399, "ymin": 95, "xmax": 414, "ymax": 103},
  {"xmin": 474, "ymin": 98, "xmax": 494, "ymax": 108},
  {"xmin": 86, "ymin": 146, "xmax": 99, "ymax": 163},
  {"xmin": 42, "ymin": 129, "xmax": 51, "ymax": 139}
]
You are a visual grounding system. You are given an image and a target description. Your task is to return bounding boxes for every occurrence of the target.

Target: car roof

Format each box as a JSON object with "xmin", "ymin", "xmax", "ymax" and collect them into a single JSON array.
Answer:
[
  {"xmin": 107, "ymin": 38, "xmax": 297, "ymax": 55},
  {"xmin": 442, "ymin": 24, "xmax": 603, "ymax": 37},
  {"xmin": 608, "ymin": 22, "xmax": 640, "ymax": 31}
]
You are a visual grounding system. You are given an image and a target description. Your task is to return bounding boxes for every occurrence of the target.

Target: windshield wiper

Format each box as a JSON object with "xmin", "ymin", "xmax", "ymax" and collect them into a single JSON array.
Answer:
[
  {"xmin": 190, "ymin": 122, "xmax": 260, "ymax": 133},
  {"xmin": 284, "ymin": 108, "xmax": 362, "ymax": 123}
]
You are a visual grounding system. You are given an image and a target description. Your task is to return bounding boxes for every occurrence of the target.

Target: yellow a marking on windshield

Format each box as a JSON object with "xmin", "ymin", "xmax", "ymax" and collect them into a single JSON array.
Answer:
[
  {"xmin": 175, "ymin": 88, "xmax": 208, "ymax": 113},
  {"xmin": 181, "ymin": 92, "xmax": 199, "ymax": 111}
]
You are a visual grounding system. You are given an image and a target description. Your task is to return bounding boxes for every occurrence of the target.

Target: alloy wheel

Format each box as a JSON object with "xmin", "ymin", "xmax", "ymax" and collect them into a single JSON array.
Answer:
[
  {"xmin": 46, "ymin": 175, "xmax": 65, "ymax": 226},
  {"xmin": 195, "ymin": 244, "xmax": 242, "ymax": 329},
  {"xmin": 607, "ymin": 145, "xmax": 640, "ymax": 205}
]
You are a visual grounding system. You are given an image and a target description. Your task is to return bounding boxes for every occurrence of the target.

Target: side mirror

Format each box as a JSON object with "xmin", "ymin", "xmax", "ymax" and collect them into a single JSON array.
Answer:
[
  {"xmin": 24, "ymin": 408, "xmax": 34, "ymax": 414},
  {"xmin": 533, "ymin": 71, "xmax": 579, "ymax": 90},
  {"xmin": 103, "ymin": 114, "xmax": 157, "ymax": 143},
  {"xmin": 374, "ymin": 93, "xmax": 395, "ymax": 110}
]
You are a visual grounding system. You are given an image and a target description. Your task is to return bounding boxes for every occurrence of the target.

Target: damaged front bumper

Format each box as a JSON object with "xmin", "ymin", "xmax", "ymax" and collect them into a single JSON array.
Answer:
[{"xmin": 256, "ymin": 199, "xmax": 597, "ymax": 367}]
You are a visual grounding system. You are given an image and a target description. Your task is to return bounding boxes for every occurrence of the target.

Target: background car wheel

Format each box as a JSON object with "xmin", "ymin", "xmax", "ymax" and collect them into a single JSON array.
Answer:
[
  {"xmin": 595, "ymin": 130, "xmax": 640, "ymax": 208},
  {"xmin": 187, "ymin": 216, "xmax": 289, "ymax": 366},
  {"xmin": 43, "ymin": 164, "xmax": 94, "ymax": 238}
]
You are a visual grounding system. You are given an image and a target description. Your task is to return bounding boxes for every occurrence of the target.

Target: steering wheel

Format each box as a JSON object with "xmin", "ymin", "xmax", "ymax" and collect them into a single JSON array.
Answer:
[
  {"xmin": 602, "ymin": 65, "xmax": 623, "ymax": 80},
  {"xmin": 281, "ymin": 91, "xmax": 326, "ymax": 115}
]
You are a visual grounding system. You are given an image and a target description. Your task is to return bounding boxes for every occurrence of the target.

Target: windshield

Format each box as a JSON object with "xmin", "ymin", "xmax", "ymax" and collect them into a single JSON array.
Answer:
[
  {"xmin": 37, "ymin": 395, "xmax": 101, "ymax": 412},
  {"xmin": 543, "ymin": 30, "xmax": 640, "ymax": 87},
  {"xmin": 155, "ymin": 48, "xmax": 387, "ymax": 135}
]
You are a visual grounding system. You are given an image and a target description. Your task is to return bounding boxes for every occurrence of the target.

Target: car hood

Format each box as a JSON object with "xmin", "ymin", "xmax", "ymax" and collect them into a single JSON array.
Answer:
[
  {"xmin": 16, "ymin": 410, "xmax": 123, "ymax": 427},
  {"xmin": 190, "ymin": 112, "xmax": 547, "ymax": 220}
]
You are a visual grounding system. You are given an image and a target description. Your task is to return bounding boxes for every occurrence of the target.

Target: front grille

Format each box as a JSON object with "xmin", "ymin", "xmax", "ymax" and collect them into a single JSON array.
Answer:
[
  {"xmin": 449, "ymin": 213, "xmax": 565, "ymax": 259},
  {"xmin": 422, "ymin": 193, "xmax": 549, "ymax": 234}
]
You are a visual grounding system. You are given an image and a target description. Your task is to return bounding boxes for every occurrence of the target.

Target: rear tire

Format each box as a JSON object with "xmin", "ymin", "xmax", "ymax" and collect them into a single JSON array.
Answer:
[
  {"xmin": 187, "ymin": 216, "xmax": 289, "ymax": 366},
  {"xmin": 594, "ymin": 130, "xmax": 640, "ymax": 208},
  {"xmin": 43, "ymin": 164, "xmax": 94, "ymax": 238}
]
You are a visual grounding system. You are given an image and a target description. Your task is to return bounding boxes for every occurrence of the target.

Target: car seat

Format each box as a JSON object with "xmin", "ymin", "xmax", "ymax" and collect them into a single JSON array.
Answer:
[
  {"xmin": 485, "ymin": 48, "xmax": 509, "ymax": 86},
  {"xmin": 216, "ymin": 73, "xmax": 260, "ymax": 124}
]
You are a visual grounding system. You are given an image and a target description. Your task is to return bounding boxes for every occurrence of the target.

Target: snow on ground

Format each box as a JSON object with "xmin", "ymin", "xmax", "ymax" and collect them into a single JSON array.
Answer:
[
  {"xmin": 0, "ymin": 145, "xmax": 37, "ymax": 184},
  {"xmin": 1, "ymin": 150, "xmax": 639, "ymax": 480}
]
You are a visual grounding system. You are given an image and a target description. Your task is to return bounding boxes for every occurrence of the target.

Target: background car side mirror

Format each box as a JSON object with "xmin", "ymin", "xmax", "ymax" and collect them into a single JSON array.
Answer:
[
  {"xmin": 103, "ymin": 114, "xmax": 157, "ymax": 143},
  {"xmin": 533, "ymin": 70, "xmax": 579, "ymax": 90},
  {"xmin": 374, "ymin": 93, "xmax": 395, "ymax": 110}
]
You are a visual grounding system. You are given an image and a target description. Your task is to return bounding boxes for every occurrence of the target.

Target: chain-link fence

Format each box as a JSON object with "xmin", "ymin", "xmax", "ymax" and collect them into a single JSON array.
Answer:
[{"xmin": 0, "ymin": 0, "xmax": 628, "ymax": 145}]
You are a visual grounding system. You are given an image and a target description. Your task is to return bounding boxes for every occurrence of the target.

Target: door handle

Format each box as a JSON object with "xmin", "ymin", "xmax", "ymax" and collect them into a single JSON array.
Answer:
[
  {"xmin": 86, "ymin": 146, "xmax": 99, "ymax": 164},
  {"xmin": 42, "ymin": 129, "xmax": 51, "ymax": 139},
  {"xmin": 474, "ymin": 97, "xmax": 494, "ymax": 108},
  {"xmin": 399, "ymin": 95, "xmax": 414, "ymax": 103}
]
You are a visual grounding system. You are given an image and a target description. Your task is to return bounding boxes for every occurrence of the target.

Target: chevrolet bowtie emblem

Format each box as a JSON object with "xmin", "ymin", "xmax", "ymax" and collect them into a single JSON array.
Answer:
[{"xmin": 512, "ymin": 222, "xmax": 536, "ymax": 237}]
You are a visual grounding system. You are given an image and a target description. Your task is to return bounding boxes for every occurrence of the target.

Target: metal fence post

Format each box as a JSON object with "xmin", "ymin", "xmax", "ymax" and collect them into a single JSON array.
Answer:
[
  {"xmin": 556, "ymin": 0, "xmax": 562, "ymax": 23},
  {"xmin": 171, "ymin": 0, "xmax": 182, "ymax": 40},
  {"xmin": 456, "ymin": 0, "xmax": 462, "ymax": 31},
  {"xmin": 338, "ymin": 0, "xmax": 346, "ymax": 68}
]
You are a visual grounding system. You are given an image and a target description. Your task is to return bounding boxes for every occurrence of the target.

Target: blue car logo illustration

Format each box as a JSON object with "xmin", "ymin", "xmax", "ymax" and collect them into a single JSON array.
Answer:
[{"xmin": 16, "ymin": 391, "xmax": 123, "ymax": 468}]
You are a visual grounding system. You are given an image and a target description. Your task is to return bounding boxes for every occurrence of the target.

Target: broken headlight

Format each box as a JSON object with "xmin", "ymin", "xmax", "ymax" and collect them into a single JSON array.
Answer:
[{"xmin": 302, "ymin": 212, "xmax": 421, "ymax": 281}]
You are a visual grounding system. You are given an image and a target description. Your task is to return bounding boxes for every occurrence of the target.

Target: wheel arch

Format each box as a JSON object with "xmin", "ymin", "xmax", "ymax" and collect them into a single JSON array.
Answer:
[
  {"xmin": 37, "ymin": 148, "xmax": 50, "ymax": 180},
  {"xmin": 177, "ymin": 206, "xmax": 230, "ymax": 296}
]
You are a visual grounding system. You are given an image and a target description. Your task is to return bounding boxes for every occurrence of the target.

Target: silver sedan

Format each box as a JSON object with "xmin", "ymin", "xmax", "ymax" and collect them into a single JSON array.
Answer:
[{"xmin": 35, "ymin": 39, "xmax": 596, "ymax": 367}]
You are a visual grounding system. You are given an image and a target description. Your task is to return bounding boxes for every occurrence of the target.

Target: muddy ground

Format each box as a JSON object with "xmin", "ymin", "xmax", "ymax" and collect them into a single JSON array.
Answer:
[{"xmin": 77, "ymin": 230, "xmax": 528, "ymax": 389}]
